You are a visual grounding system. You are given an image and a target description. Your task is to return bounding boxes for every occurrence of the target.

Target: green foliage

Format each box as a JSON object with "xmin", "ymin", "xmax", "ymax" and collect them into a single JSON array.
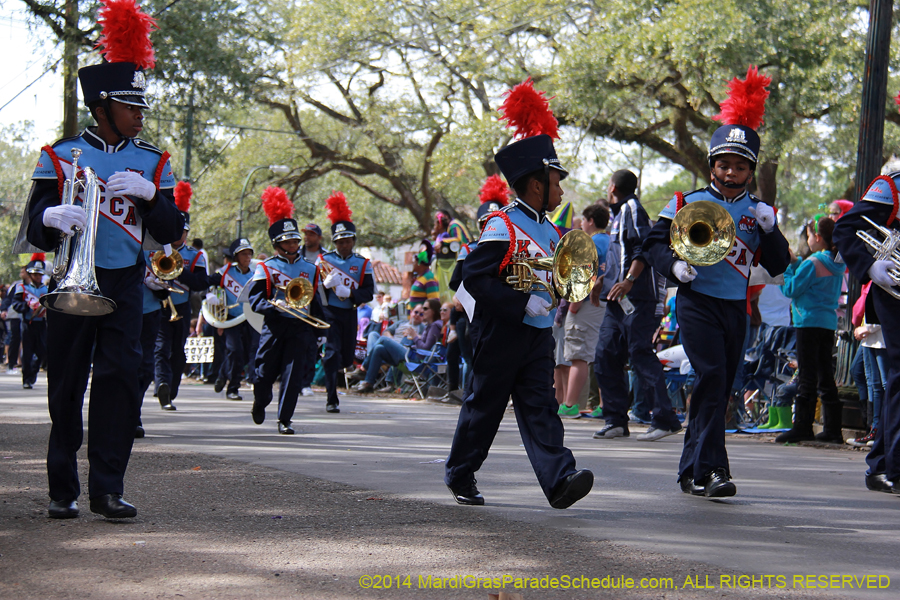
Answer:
[{"xmin": 0, "ymin": 124, "xmax": 42, "ymax": 283}]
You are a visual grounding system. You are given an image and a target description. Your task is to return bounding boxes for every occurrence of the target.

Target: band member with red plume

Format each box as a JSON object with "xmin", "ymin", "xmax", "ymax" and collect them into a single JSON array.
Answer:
[
  {"xmin": 246, "ymin": 187, "xmax": 324, "ymax": 434},
  {"xmin": 644, "ymin": 66, "xmax": 790, "ymax": 498},
  {"xmin": 445, "ymin": 79, "xmax": 594, "ymax": 509},
  {"xmin": 834, "ymin": 164, "xmax": 900, "ymax": 494},
  {"xmin": 11, "ymin": 254, "xmax": 48, "ymax": 389},
  {"xmin": 317, "ymin": 191, "xmax": 375, "ymax": 413},
  {"xmin": 19, "ymin": 0, "xmax": 184, "ymax": 519},
  {"xmin": 154, "ymin": 181, "xmax": 207, "ymax": 411}
]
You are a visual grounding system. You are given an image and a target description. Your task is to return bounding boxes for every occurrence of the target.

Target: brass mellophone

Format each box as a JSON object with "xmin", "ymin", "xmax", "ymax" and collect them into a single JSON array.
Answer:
[
  {"xmin": 857, "ymin": 216, "xmax": 900, "ymax": 300},
  {"xmin": 669, "ymin": 200, "xmax": 736, "ymax": 274}
]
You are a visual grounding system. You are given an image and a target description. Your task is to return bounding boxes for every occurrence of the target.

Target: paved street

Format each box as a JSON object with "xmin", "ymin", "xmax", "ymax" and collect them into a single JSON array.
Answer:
[{"xmin": 1, "ymin": 370, "xmax": 898, "ymax": 598}]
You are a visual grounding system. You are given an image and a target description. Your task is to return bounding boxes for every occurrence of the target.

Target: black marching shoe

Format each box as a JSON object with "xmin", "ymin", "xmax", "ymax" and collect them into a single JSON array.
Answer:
[
  {"xmin": 278, "ymin": 421, "xmax": 295, "ymax": 435},
  {"xmin": 48, "ymin": 499, "xmax": 79, "ymax": 519},
  {"xmin": 214, "ymin": 377, "xmax": 226, "ymax": 393},
  {"xmin": 251, "ymin": 401, "xmax": 265, "ymax": 424},
  {"xmin": 679, "ymin": 476, "xmax": 705, "ymax": 496},
  {"xmin": 549, "ymin": 469, "xmax": 594, "ymax": 509},
  {"xmin": 226, "ymin": 391, "xmax": 243, "ymax": 401},
  {"xmin": 134, "ymin": 425, "xmax": 145, "ymax": 439},
  {"xmin": 23, "ymin": 382, "xmax": 33, "ymax": 390},
  {"xmin": 325, "ymin": 403, "xmax": 340, "ymax": 413},
  {"xmin": 865, "ymin": 473, "xmax": 896, "ymax": 493},
  {"xmin": 699, "ymin": 468, "xmax": 736, "ymax": 498},
  {"xmin": 448, "ymin": 480, "xmax": 484, "ymax": 506},
  {"xmin": 89, "ymin": 493, "xmax": 137, "ymax": 518},
  {"xmin": 157, "ymin": 383, "xmax": 176, "ymax": 411}
]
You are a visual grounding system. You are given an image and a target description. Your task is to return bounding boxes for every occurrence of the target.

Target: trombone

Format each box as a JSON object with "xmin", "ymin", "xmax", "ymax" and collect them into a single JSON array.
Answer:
[
  {"xmin": 273, "ymin": 277, "xmax": 331, "ymax": 329},
  {"xmin": 150, "ymin": 249, "xmax": 185, "ymax": 322},
  {"xmin": 857, "ymin": 216, "xmax": 900, "ymax": 300},
  {"xmin": 669, "ymin": 200, "xmax": 736, "ymax": 274},
  {"xmin": 502, "ymin": 229, "xmax": 599, "ymax": 309}
]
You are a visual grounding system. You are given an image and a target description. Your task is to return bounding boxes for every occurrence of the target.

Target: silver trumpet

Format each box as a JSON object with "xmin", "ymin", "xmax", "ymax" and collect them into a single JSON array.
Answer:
[
  {"xmin": 41, "ymin": 148, "xmax": 117, "ymax": 315},
  {"xmin": 857, "ymin": 215, "xmax": 900, "ymax": 300}
]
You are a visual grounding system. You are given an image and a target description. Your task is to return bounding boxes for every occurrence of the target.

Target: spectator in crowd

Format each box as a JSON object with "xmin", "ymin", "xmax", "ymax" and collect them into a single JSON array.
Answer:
[
  {"xmin": 558, "ymin": 203, "xmax": 610, "ymax": 419},
  {"xmin": 408, "ymin": 239, "xmax": 439, "ymax": 308},
  {"xmin": 301, "ymin": 223, "xmax": 325, "ymax": 263},
  {"xmin": 592, "ymin": 169, "xmax": 680, "ymax": 441},
  {"xmin": 356, "ymin": 298, "xmax": 442, "ymax": 393},
  {"xmin": 848, "ymin": 282, "xmax": 887, "ymax": 448},
  {"xmin": 348, "ymin": 305, "xmax": 426, "ymax": 384},
  {"xmin": 2, "ymin": 269, "xmax": 26, "ymax": 374},
  {"xmin": 776, "ymin": 216, "xmax": 845, "ymax": 444},
  {"xmin": 553, "ymin": 300, "xmax": 571, "ymax": 406}
]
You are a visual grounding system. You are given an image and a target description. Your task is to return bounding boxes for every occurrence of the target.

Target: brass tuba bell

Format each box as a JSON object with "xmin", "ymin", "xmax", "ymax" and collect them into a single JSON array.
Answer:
[
  {"xmin": 503, "ymin": 229, "xmax": 599, "ymax": 308},
  {"xmin": 670, "ymin": 200, "xmax": 736, "ymax": 267}
]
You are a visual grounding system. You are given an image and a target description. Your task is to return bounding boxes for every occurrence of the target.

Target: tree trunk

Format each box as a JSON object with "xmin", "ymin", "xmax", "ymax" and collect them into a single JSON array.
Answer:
[
  {"xmin": 62, "ymin": 0, "xmax": 79, "ymax": 138},
  {"xmin": 756, "ymin": 160, "xmax": 778, "ymax": 205}
]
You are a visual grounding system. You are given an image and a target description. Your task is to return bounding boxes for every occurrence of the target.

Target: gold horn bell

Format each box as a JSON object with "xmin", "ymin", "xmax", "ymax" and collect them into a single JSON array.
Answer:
[
  {"xmin": 670, "ymin": 200, "xmax": 735, "ymax": 267},
  {"xmin": 274, "ymin": 277, "xmax": 331, "ymax": 329},
  {"xmin": 503, "ymin": 229, "xmax": 599, "ymax": 308},
  {"xmin": 150, "ymin": 250, "xmax": 185, "ymax": 322}
]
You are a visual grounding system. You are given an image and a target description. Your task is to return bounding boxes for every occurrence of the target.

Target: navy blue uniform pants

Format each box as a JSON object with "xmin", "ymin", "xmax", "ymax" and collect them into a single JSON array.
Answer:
[
  {"xmin": 219, "ymin": 321, "xmax": 259, "ymax": 393},
  {"xmin": 323, "ymin": 306, "xmax": 357, "ymax": 406},
  {"xmin": 299, "ymin": 332, "xmax": 318, "ymax": 389},
  {"xmin": 7, "ymin": 318, "xmax": 21, "ymax": 370},
  {"xmin": 866, "ymin": 287, "xmax": 900, "ymax": 478},
  {"xmin": 254, "ymin": 318, "xmax": 315, "ymax": 424},
  {"xmin": 445, "ymin": 324, "xmax": 577, "ymax": 499},
  {"xmin": 21, "ymin": 319, "xmax": 46, "ymax": 386},
  {"xmin": 594, "ymin": 299, "xmax": 680, "ymax": 431},
  {"xmin": 154, "ymin": 301, "xmax": 191, "ymax": 399},
  {"xmin": 675, "ymin": 288, "xmax": 746, "ymax": 481},
  {"xmin": 46, "ymin": 266, "xmax": 143, "ymax": 502},
  {"xmin": 138, "ymin": 309, "xmax": 162, "ymax": 424}
]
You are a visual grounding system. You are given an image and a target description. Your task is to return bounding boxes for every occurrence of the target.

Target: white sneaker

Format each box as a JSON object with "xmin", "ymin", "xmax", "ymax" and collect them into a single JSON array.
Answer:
[
  {"xmin": 636, "ymin": 427, "xmax": 681, "ymax": 442},
  {"xmin": 7, "ymin": 368, "xmax": 18, "ymax": 375},
  {"xmin": 301, "ymin": 387, "xmax": 314, "ymax": 397},
  {"xmin": 592, "ymin": 425, "xmax": 628, "ymax": 439}
]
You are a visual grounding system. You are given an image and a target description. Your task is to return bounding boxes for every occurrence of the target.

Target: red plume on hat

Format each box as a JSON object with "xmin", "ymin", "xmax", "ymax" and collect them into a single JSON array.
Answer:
[
  {"xmin": 498, "ymin": 78, "xmax": 560, "ymax": 140},
  {"xmin": 713, "ymin": 65, "xmax": 771, "ymax": 130},
  {"xmin": 96, "ymin": 0, "xmax": 157, "ymax": 70},
  {"xmin": 173, "ymin": 181, "xmax": 192, "ymax": 212},
  {"xmin": 326, "ymin": 190, "xmax": 352, "ymax": 224},
  {"xmin": 262, "ymin": 187, "xmax": 293, "ymax": 225},
  {"xmin": 479, "ymin": 175, "xmax": 511, "ymax": 206},
  {"xmin": 30, "ymin": 253, "xmax": 46, "ymax": 262}
]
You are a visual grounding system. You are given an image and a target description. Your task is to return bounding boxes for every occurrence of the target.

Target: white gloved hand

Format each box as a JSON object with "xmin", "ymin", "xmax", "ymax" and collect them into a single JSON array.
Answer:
[
  {"xmin": 107, "ymin": 171, "xmax": 157, "ymax": 201},
  {"xmin": 28, "ymin": 298, "xmax": 41, "ymax": 311},
  {"xmin": 144, "ymin": 274, "xmax": 166, "ymax": 291},
  {"xmin": 317, "ymin": 336, "xmax": 328, "ymax": 347},
  {"xmin": 672, "ymin": 260, "xmax": 697, "ymax": 283},
  {"xmin": 323, "ymin": 270, "xmax": 340, "ymax": 289},
  {"xmin": 205, "ymin": 292, "xmax": 221, "ymax": 306},
  {"xmin": 868, "ymin": 260, "xmax": 899, "ymax": 289},
  {"xmin": 524, "ymin": 294, "xmax": 552, "ymax": 318},
  {"xmin": 748, "ymin": 202, "xmax": 776, "ymax": 233},
  {"xmin": 335, "ymin": 283, "xmax": 351, "ymax": 299},
  {"xmin": 42, "ymin": 204, "xmax": 86, "ymax": 236}
]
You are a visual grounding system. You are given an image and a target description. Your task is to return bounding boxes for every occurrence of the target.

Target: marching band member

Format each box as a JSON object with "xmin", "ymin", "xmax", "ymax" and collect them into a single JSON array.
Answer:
[
  {"xmin": 247, "ymin": 187, "xmax": 323, "ymax": 434},
  {"xmin": 444, "ymin": 79, "xmax": 593, "ymax": 509},
  {"xmin": 433, "ymin": 210, "xmax": 471, "ymax": 301},
  {"xmin": 22, "ymin": 0, "xmax": 183, "ymax": 519},
  {"xmin": 209, "ymin": 238, "xmax": 260, "ymax": 400},
  {"xmin": 136, "ymin": 249, "xmax": 167, "ymax": 438},
  {"xmin": 834, "ymin": 170, "xmax": 900, "ymax": 492},
  {"xmin": 318, "ymin": 191, "xmax": 375, "ymax": 414},
  {"xmin": 153, "ymin": 182, "xmax": 207, "ymax": 411},
  {"xmin": 12, "ymin": 254, "xmax": 48, "ymax": 390},
  {"xmin": 643, "ymin": 66, "xmax": 790, "ymax": 498}
]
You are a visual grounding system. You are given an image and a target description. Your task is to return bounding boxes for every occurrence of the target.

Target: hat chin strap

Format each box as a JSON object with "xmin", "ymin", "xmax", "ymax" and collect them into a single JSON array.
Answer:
[
  {"xmin": 541, "ymin": 159, "xmax": 551, "ymax": 214},
  {"xmin": 712, "ymin": 172, "xmax": 752, "ymax": 190},
  {"xmin": 101, "ymin": 98, "xmax": 126, "ymax": 141}
]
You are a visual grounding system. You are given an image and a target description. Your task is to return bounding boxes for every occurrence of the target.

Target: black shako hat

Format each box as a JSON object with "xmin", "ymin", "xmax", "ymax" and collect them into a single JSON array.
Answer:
[
  {"xmin": 494, "ymin": 134, "xmax": 568, "ymax": 189},
  {"xmin": 708, "ymin": 125, "xmax": 760, "ymax": 166},
  {"xmin": 228, "ymin": 238, "xmax": 253, "ymax": 258},
  {"xmin": 269, "ymin": 219, "xmax": 302, "ymax": 244},
  {"xmin": 79, "ymin": 62, "xmax": 150, "ymax": 109}
]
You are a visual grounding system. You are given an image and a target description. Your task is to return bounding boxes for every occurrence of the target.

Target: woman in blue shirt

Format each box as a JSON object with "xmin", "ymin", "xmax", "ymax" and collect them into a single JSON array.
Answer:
[{"xmin": 776, "ymin": 217, "xmax": 845, "ymax": 444}]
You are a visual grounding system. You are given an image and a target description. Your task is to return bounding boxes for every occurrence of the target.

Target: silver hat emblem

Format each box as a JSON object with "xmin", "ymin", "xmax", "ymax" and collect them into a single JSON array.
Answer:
[
  {"xmin": 335, "ymin": 223, "xmax": 346, "ymax": 232},
  {"xmin": 283, "ymin": 222, "xmax": 296, "ymax": 231},
  {"xmin": 240, "ymin": 238, "xmax": 249, "ymax": 245},
  {"xmin": 726, "ymin": 128, "xmax": 747, "ymax": 143}
]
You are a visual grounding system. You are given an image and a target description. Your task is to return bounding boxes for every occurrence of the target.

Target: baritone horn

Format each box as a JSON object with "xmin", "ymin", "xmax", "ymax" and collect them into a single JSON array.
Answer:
[
  {"xmin": 41, "ymin": 148, "xmax": 117, "ymax": 316},
  {"xmin": 274, "ymin": 277, "xmax": 331, "ymax": 329},
  {"xmin": 201, "ymin": 287, "xmax": 245, "ymax": 329},
  {"xmin": 670, "ymin": 200, "xmax": 736, "ymax": 273},
  {"xmin": 857, "ymin": 216, "xmax": 900, "ymax": 300},
  {"xmin": 502, "ymin": 229, "xmax": 599, "ymax": 309}
]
